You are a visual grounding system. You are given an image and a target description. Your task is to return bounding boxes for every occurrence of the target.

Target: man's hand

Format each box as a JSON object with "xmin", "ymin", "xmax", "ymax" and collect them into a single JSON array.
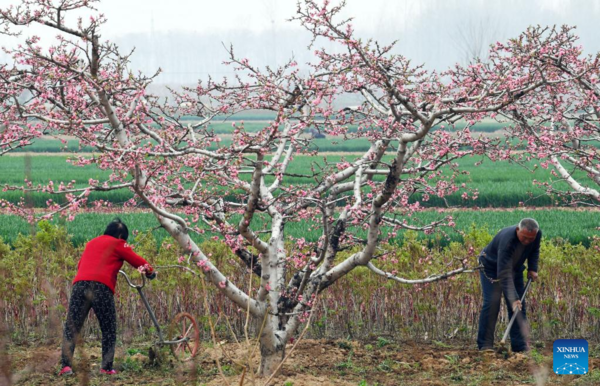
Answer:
[
  {"xmin": 527, "ymin": 270, "xmax": 538, "ymax": 282},
  {"xmin": 512, "ymin": 300, "xmax": 522, "ymax": 313}
]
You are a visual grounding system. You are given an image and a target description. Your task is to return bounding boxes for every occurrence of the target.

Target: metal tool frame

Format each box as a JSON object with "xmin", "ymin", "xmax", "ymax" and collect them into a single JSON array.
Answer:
[{"xmin": 118, "ymin": 270, "xmax": 189, "ymax": 346}]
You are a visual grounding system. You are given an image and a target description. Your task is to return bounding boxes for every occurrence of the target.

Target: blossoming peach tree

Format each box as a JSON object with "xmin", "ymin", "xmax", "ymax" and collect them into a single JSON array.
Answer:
[
  {"xmin": 0, "ymin": 0, "xmax": 587, "ymax": 376},
  {"xmin": 493, "ymin": 26, "xmax": 600, "ymax": 205},
  {"xmin": 0, "ymin": 64, "xmax": 44, "ymax": 155}
]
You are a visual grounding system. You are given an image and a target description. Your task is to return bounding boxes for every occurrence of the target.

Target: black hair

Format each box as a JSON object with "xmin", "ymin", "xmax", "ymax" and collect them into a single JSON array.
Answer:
[{"xmin": 104, "ymin": 217, "xmax": 129, "ymax": 241}]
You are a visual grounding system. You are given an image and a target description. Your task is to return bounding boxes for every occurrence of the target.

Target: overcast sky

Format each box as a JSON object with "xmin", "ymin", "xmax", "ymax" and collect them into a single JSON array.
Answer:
[
  {"xmin": 77, "ymin": 0, "xmax": 426, "ymax": 36},
  {"xmin": 72, "ymin": 0, "xmax": 600, "ymax": 35},
  {"xmin": 54, "ymin": 0, "xmax": 600, "ymax": 37},
  {"xmin": 1, "ymin": 0, "xmax": 600, "ymax": 84},
  {"xmin": 0, "ymin": 0, "xmax": 433, "ymax": 37}
]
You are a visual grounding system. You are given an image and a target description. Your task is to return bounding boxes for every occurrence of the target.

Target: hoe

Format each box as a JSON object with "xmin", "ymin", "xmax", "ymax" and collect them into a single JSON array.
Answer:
[{"xmin": 498, "ymin": 278, "xmax": 532, "ymax": 357}]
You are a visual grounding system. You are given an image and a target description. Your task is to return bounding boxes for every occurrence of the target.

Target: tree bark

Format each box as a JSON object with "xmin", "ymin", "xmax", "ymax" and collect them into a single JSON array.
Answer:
[{"xmin": 258, "ymin": 323, "xmax": 285, "ymax": 377}]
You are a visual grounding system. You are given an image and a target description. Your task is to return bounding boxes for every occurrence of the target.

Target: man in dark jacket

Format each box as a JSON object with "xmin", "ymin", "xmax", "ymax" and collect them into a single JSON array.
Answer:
[{"xmin": 477, "ymin": 218, "xmax": 540, "ymax": 352}]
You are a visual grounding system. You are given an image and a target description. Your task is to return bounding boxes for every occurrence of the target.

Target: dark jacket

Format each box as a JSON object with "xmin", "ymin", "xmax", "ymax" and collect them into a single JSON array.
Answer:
[{"xmin": 479, "ymin": 225, "xmax": 541, "ymax": 304}]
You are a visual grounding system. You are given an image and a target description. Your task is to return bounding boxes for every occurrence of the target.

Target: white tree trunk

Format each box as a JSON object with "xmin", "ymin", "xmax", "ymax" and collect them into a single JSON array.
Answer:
[{"xmin": 258, "ymin": 315, "xmax": 286, "ymax": 377}]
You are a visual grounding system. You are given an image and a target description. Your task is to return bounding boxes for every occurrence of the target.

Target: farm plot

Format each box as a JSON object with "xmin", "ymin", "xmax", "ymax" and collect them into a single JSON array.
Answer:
[
  {"xmin": 1, "ymin": 154, "xmax": 582, "ymax": 208},
  {"xmin": 0, "ymin": 207, "xmax": 597, "ymax": 247}
]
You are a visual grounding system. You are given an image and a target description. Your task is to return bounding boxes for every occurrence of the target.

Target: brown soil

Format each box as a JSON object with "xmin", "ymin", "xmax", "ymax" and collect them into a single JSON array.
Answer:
[{"xmin": 3, "ymin": 338, "xmax": 599, "ymax": 386}]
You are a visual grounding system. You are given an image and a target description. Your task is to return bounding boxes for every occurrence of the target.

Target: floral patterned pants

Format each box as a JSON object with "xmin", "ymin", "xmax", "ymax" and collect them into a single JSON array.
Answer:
[{"xmin": 61, "ymin": 281, "xmax": 117, "ymax": 371}]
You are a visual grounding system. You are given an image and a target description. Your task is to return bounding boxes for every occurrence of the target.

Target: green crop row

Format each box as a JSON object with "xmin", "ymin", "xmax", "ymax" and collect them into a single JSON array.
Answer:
[
  {"xmin": 1, "ymin": 154, "xmax": 584, "ymax": 209},
  {"xmin": 0, "ymin": 207, "xmax": 596, "ymax": 248},
  {"xmin": 15, "ymin": 135, "xmax": 599, "ymax": 154},
  {"xmin": 12, "ymin": 136, "xmax": 391, "ymax": 153},
  {"xmin": 11, "ymin": 119, "xmax": 512, "ymax": 154}
]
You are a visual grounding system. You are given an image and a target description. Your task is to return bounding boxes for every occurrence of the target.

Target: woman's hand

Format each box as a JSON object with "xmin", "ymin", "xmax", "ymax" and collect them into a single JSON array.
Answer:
[{"xmin": 137, "ymin": 264, "xmax": 156, "ymax": 280}]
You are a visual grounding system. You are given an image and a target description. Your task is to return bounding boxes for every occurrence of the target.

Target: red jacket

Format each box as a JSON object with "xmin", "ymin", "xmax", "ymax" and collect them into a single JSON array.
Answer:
[{"xmin": 73, "ymin": 235, "xmax": 152, "ymax": 293}]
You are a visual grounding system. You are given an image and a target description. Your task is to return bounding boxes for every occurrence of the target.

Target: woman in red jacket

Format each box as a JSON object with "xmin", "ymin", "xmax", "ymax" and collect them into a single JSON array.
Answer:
[{"xmin": 59, "ymin": 218, "xmax": 155, "ymax": 376}]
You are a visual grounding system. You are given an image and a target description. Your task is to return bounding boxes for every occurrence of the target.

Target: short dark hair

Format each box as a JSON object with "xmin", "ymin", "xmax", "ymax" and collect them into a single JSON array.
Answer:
[{"xmin": 104, "ymin": 217, "xmax": 129, "ymax": 241}]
